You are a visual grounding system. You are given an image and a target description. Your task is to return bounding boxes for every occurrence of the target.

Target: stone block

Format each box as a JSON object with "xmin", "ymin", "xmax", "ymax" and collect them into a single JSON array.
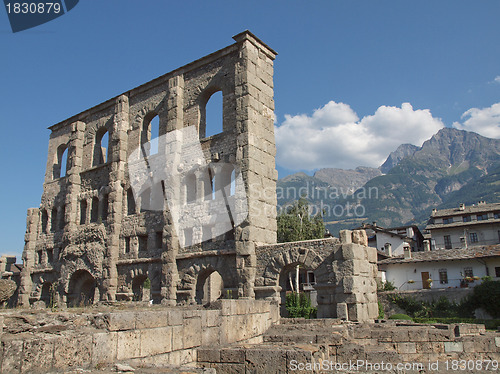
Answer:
[
  {"xmin": 245, "ymin": 348, "xmax": 287, "ymax": 373},
  {"xmin": 407, "ymin": 328, "xmax": 429, "ymax": 342},
  {"xmin": 105, "ymin": 311, "xmax": 136, "ymax": 331},
  {"xmin": 416, "ymin": 342, "xmax": 444, "ymax": 354},
  {"xmin": 167, "ymin": 309, "xmax": 183, "ymax": 326},
  {"xmin": 211, "ymin": 362, "xmax": 245, "ymax": 374},
  {"xmin": 220, "ymin": 348, "xmax": 245, "ymax": 363},
  {"xmin": 371, "ymin": 328, "xmax": 393, "ymax": 342},
  {"xmin": 140, "ymin": 327, "xmax": 172, "ymax": 357},
  {"xmin": 183, "ymin": 317, "xmax": 202, "ymax": 349},
  {"xmin": 21, "ymin": 338, "xmax": 55, "ymax": 373},
  {"xmin": 428, "ymin": 328, "xmax": 452, "ymax": 341},
  {"xmin": 336, "ymin": 303, "xmax": 348, "ymax": 320},
  {"xmin": 2, "ymin": 339, "xmax": 23, "ymax": 373},
  {"xmin": 201, "ymin": 326, "xmax": 220, "ymax": 346},
  {"xmin": 53, "ymin": 334, "xmax": 92, "ymax": 369},
  {"xmin": 203, "ymin": 310, "xmax": 221, "ymax": 328},
  {"xmin": 336, "ymin": 343, "xmax": 365, "ymax": 362},
  {"xmin": 496, "ymin": 337, "xmax": 500, "ymax": 348},
  {"xmin": 339, "ymin": 230, "xmax": 352, "ymax": 244},
  {"xmin": 197, "ymin": 348, "xmax": 221, "ymax": 363},
  {"xmin": 397, "ymin": 342, "xmax": 417, "ymax": 354},
  {"xmin": 135, "ymin": 310, "xmax": 169, "ymax": 329},
  {"xmin": 92, "ymin": 332, "xmax": 117, "ymax": 365},
  {"xmin": 116, "ymin": 330, "xmax": 141, "ymax": 360},
  {"xmin": 391, "ymin": 329, "xmax": 410, "ymax": 342},
  {"xmin": 171, "ymin": 325, "xmax": 184, "ymax": 351},
  {"xmin": 444, "ymin": 342, "xmax": 463, "ymax": 353},
  {"xmin": 352, "ymin": 230, "xmax": 368, "ymax": 246}
]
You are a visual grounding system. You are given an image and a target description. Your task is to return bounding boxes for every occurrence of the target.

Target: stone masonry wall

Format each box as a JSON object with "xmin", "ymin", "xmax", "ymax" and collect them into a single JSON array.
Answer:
[
  {"xmin": 0, "ymin": 299, "xmax": 278, "ymax": 373},
  {"xmin": 255, "ymin": 230, "xmax": 378, "ymax": 322}
]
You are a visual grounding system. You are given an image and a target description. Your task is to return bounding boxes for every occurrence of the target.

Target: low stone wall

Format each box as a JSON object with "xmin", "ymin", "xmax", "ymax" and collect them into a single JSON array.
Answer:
[
  {"xmin": 0, "ymin": 299, "xmax": 279, "ymax": 373},
  {"xmin": 198, "ymin": 319, "xmax": 500, "ymax": 373}
]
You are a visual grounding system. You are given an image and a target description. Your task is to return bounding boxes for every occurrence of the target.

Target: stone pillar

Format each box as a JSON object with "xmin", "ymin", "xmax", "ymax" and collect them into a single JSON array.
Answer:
[
  {"xmin": 101, "ymin": 95, "xmax": 129, "ymax": 301},
  {"xmin": 64, "ymin": 121, "xmax": 85, "ymax": 229},
  {"xmin": 160, "ymin": 75, "xmax": 184, "ymax": 305},
  {"xmin": 233, "ymin": 31, "xmax": 278, "ymax": 298},
  {"xmin": 18, "ymin": 208, "xmax": 39, "ymax": 306},
  {"xmin": 314, "ymin": 231, "xmax": 379, "ymax": 321}
]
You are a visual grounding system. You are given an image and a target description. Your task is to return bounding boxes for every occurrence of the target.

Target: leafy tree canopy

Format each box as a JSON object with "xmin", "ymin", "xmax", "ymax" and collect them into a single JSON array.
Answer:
[{"xmin": 277, "ymin": 197, "xmax": 325, "ymax": 243}]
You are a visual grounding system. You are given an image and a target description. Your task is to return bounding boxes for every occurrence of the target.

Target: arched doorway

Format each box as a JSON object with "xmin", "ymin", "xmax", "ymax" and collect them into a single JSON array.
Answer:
[
  {"xmin": 278, "ymin": 263, "xmax": 316, "ymax": 317},
  {"xmin": 195, "ymin": 270, "xmax": 224, "ymax": 305},
  {"xmin": 132, "ymin": 275, "xmax": 150, "ymax": 301},
  {"xmin": 67, "ymin": 270, "xmax": 96, "ymax": 307},
  {"xmin": 40, "ymin": 282, "xmax": 52, "ymax": 307}
]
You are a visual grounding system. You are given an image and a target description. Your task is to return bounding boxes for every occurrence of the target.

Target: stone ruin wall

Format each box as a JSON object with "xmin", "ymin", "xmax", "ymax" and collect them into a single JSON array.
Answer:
[
  {"xmin": 0, "ymin": 300, "xmax": 279, "ymax": 373},
  {"xmin": 255, "ymin": 230, "xmax": 379, "ymax": 321},
  {"xmin": 18, "ymin": 31, "xmax": 278, "ymax": 309},
  {"xmin": 17, "ymin": 31, "xmax": 379, "ymax": 321}
]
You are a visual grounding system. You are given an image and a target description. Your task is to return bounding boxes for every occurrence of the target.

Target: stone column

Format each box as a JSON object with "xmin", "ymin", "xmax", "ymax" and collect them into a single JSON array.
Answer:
[
  {"xmin": 64, "ymin": 121, "xmax": 85, "ymax": 229},
  {"xmin": 17, "ymin": 208, "xmax": 39, "ymax": 306},
  {"xmin": 160, "ymin": 75, "xmax": 184, "ymax": 305},
  {"xmin": 233, "ymin": 31, "xmax": 278, "ymax": 298},
  {"xmin": 101, "ymin": 95, "xmax": 129, "ymax": 301}
]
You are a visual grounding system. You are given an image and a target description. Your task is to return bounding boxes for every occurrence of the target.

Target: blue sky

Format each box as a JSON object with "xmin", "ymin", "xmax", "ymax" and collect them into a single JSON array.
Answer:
[{"xmin": 1, "ymin": 1, "xmax": 499, "ymax": 257}]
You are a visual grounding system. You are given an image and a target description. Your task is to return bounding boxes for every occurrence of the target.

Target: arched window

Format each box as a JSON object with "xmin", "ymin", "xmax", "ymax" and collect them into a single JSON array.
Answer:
[
  {"xmin": 101, "ymin": 194, "xmax": 109, "ymax": 221},
  {"xmin": 41, "ymin": 209, "xmax": 48, "ymax": 233},
  {"xmin": 53, "ymin": 144, "xmax": 69, "ymax": 179},
  {"xmin": 90, "ymin": 197, "xmax": 99, "ymax": 222},
  {"xmin": 185, "ymin": 174, "xmax": 197, "ymax": 204},
  {"xmin": 203, "ymin": 167, "xmax": 215, "ymax": 201},
  {"xmin": 127, "ymin": 188, "xmax": 136, "ymax": 215},
  {"xmin": 93, "ymin": 128, "xmax": 109, "ymax": 166},
  {"xmin": 200, "ymin": 90, "xmax": 223, "ymax": 139},
  {"xmin": 80, "ymin": 200, "xmax": 87, "ymax": 225},
  {"xmin": 141, "ymin": 114, "xmax": 159, "ymax": 156},
  {"xmin": 140, "ymin": 187, "xmax": 151, "ymax": 212},
  {"xmin": 51, "ymin": 207, "xmax": 58, "ymax": 232}
]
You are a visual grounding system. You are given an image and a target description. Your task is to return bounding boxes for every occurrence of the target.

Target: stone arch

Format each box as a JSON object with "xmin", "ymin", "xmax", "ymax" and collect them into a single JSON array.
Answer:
[
  {"xmin": 93, "ymin": 125, "xmax": 110, "ymax": 166},
  {"xmin": 140, "ymin": 111, "xmax": 160, "ymax": 156},
  {"xmin": 178, "ymin": 258, "xmax": 235, "ymax": 304},
  {"xmin": 132, "ymin": 274, "xmax": 149, "ymax": 301},
  {"xmin": 131, "ymin": 98, "xmax": 167, "ymax": 133},
  {"xmin": 195, "ymin": 269, "xmax": 224, "ymax": 305},
  {"xmin": 53, "ymin": 142, "xmax": 69, "ymax": 179},
  {"xmin": 67, "ymin": 269, "xmax": 96, "ymax": 307},
  {"xmin": 198, "ymin": 86, "xmax": 224, "ymax": 139},
  {"xmin": 40, "ymin": 282, "xmax": 52, "ymax": 307},
  {"xmin": 262, "ymin": 247, "xmax": 324, "ymax": 287}
]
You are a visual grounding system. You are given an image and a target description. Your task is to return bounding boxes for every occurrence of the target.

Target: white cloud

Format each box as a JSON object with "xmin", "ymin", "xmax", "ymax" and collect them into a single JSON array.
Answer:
[
  {"xmin": 493, "ymin": 76, "xmax": 500, "ymax": 84},
  {"xmin": 453, "ymin": 103, "xmax": 500, "ymax": 139},
  {"xmin": 275, "ymin": 101, "xmax": 444, "ymax": 171}
]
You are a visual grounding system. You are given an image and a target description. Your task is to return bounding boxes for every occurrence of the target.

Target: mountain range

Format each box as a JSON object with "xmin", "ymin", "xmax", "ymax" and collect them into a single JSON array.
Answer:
[{"xmin": 277, "ymin": 127, "xmax": 500, "ymax": 235}]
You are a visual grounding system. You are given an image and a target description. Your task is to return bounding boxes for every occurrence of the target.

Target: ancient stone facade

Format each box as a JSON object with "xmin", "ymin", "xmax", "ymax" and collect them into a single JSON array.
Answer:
[
  {"xmin": 19, "ymin": 31, "xmax": 277, "ymax": 308},
  {"xmin": 18, "ymin": 31, "xmax": 378, "ymax": 321}
]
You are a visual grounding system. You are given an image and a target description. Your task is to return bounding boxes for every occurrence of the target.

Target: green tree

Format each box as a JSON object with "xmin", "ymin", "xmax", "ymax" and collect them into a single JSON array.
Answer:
[{"xmin": 277, "ymin": 198, "xmax": 325, "ymax": 243}]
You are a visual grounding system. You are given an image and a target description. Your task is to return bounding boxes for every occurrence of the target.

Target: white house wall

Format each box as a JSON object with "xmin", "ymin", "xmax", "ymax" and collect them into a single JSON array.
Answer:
[
  {"xmin": 376, "ymin": 232, "xmax": 406, "ymax": 256},
  {"xmin": 380, "ymin": 258, "xmax": 500, "ymax": 291}
]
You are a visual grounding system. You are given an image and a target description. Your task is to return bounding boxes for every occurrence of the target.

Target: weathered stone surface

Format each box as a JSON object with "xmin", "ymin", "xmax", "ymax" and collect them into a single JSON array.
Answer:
[{"xmin": 0, "ymin": 279, "xmax": 17, "ymax": 303}]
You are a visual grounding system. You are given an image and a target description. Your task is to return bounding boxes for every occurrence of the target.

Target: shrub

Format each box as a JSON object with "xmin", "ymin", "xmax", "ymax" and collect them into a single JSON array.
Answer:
[
  {"xmin": 468, "ymin": 280, "xmax": 500, "ymax": 318},
  {"xmin": 388, "ymin": 313, "xmax": 412, "ymax": 320},
  {"xmin": 382, "ymin": 281, "xmax": 396, "ymax": 291},
  {"xmin": 285, "ymin": 292, "xmax": 316, "ymax": 319},
  {"xmin": 378, "ymin": 300, "xmax": 385, "ymax": 319}
]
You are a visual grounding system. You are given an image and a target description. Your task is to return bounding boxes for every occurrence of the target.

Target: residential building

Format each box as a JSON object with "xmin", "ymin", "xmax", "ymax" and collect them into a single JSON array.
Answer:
[
  {"xmin": 425, "ymin": 202, "xmax": 500, "ymax": 250},
  {"xmin": 358, "ymin": 223, "xmax": 424, "ymax": 257},
  {"xmin": 378, "ymin": 245, "xmax": 500, "ymax": 290}
]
